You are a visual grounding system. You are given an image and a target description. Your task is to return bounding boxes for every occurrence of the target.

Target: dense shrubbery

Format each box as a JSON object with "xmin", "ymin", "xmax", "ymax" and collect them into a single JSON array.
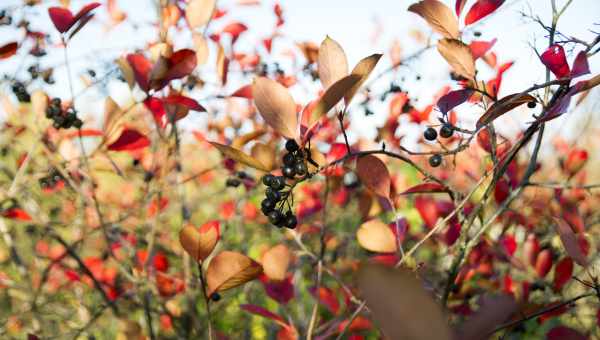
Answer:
[{"xmin": 0, "ymin": 0, "xmax": 599, "ymax": 339}]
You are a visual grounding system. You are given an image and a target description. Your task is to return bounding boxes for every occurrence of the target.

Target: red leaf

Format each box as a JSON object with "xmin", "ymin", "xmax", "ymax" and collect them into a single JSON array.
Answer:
[
  {"xmin": 240, "ymin": 304, "xmax": 288, "ymax": 327},
  {"xmin": 553, "ymin": 257, "xmax": 573, "ymax": 291},
  {"xmin": 144, "ymin": 97, "xmax": 167, "ymax": 128},
  {"xmin": 535, "ymin": 249, "xmax": 553, "ymax": 278},
  {"xmin": 222, "ymin": 22, "xmax": 248, "ymax": 43},
  {"xmin": 546, "ymin": 326, "xmax": 587, "ymax": 340},
  {"xmin": 437, "ymin": 88, "xmax": 473, "ymax": 114},
  {"xmin": 464, "ymin": 0, "xmax": 505, "ymax": 25},
  {"xmin": 48, "ymin": 7, "xmax": 75, "ymax": 33},
  {"xmin": 455, "ymin": 0, "xmax": 468, "ymax": 16},
  {"xmin": 469, "ymin": 39, "xmax": 496, "ymax": 60},
  {"xmin": 261, "ymin": 275, "xmax": 294, "ymax": 304},
  {"xmin": 501, "ymin": 234, "xmax": 517, "ymax": 257},
  {"xmin": 1, "ymin": 208, "xmax": 32, "ymax": 221},
  {"xmin": 0, "ymin": 42, "xmax": 18, "ymax": 60},
  {"xmin": 231, "ymin": 84, "xmax": 253, "ymax": 99},
  {"xmin": 541, "ymin": 44, "xmax": 570, "ymax": 79},
  {"xmin": 554, "ymin": 218, "xmax": 587, "ymax": 267},
  {"xmin": 309, "ymin": 286, "xmax": 340, "ymax": 314},
  {"xmin": 126, "ymin": 53, "xmax": 152, "ymax": 92},
  {"xmin": 72, "ymin": 3, "xmax": 101, "ymax": 24},
  {"xmin": 163, "ymin": 95, "xmax": 206, "ymax": 112},
  {"xmin": 164, "ymin": 49, "xmax": 197, "ymax": 82},
  {"xmin": 107, "ymin": 128, "xmax": 150, "ymax": 151},
  {"xmin": 64, "ymin": 129, "xmax": 104, "ymax": 139},
  {"xmin": 400, "ymin": 182, "xmax": 448, "ymax": 195},
  {"xmin": 570, "ymin": 51, "xmax": 590, "ymax": 78}
]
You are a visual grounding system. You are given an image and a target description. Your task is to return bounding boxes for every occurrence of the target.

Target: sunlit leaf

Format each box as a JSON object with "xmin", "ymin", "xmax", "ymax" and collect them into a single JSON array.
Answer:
[
  {"xmin": 192, "ymin": 33, "xmax": 209, "ymax": 65},
  {"xmin": 408, "ymin": 0, "xmax": 459, "ymax": 39},
  {"xmin": 540, "ymin": 44, "xmax": 570, "ymax": 79},
  {"xmin": 318, "ymin": 36, "xmax": 349, "ymax": 88},
  {"xmin": 210, "ymin": 142, "xmax": 270, "ymax": 171},
  {"xmin": 250, "ymin": 143, "xmax": 277, "ymax": 171},
  {"xmin": 476, "ymin": 93, "xmax": 535, "ymax": 129},
  {"xmin": 356, "ymin": 155, "xmax": 390, "ymax": 199},
  {"xmin": 437, "ymin": 38, "xmax": 476, "ymax": 80},
  {"xmin": 252, "ymin": 77, "xmax": 298, "ymax": 139},
  {"xmin": 262, "ymin": 244, "xmax": 291, "ymax": 281},
  {"xmin": 400, "ymin": 182, "xmax": 448, "ymax": 195},
  {"xmin": 356, "ymin": 219, "xmax": 397, "ymax": 253},
  {"xmin": 464, "ymin": 0, "xmax": 505, "ymax": 25},
  {"xmin": 345, "ymin": 53, "xmax": 383, "ymax": 106},
  {"xmin": 206, "ymin": 251, "xmax": 263, "ymax": 295},
  {"xmin": 186, "ymin": 0, "xmax": 216, "ymax": 29},
  {"xmin": 307, "ymin": 74, "xmax": 361, "ymax": 128},
  {"xmin": 179, "ymin": 224, "xmax": 219, "ymax": 262},
  {"xmin": 554, "ymin": 218, "xmax": 587, "ymax": 267}
]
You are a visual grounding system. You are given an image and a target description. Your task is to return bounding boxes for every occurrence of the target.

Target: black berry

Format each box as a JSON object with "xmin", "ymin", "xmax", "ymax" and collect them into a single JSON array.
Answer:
[
  {"xmin": 226, "ymin": 178, "xmax": 241, "ymax": 187},
  {"xmin": 294, "ymin": 162, "xmax": 307, "ymax": 176},
  {"xmin": 282, "ymin": 166, "xmax": 296, "ymax": 179},
  {"xmin": 267, "ymin": 210, "xmax": 283, "ymax": 225},
  {"xmin": 283, "ymin": 153, "xmax": 295, "ymax": 166},
  {"xmin": 527, "ymin": 101, "xmax": 536, "ymax": 109},
  {"xmin": 262, "ymin": 174, "xmax": 275, "ymax": 186},
  {"xmin": 439, "ymin": 124, "xmax": 454, "ymax": 138},
  {"xmin": 285, "ymin": 139, "xmax": 299, "ymax": 152},
  {"xmin": 429, "ymin": 154, "xmax": 442, "ymax": 167},
  {"xmin": 424, "ymin": 127, "xmax": 438, "ymax": 141},
  {"xmin": 261, "ymin": 199, "xmax": 276, "ymax": 213},
  {"xmin": 265, "ymin": 188, "xmax": 281, "ymax": 202},
  {"xmin": 284, "ymin": 213, "xmax": 297, "ymax": 229},
  {"xmin": 270, "ymin": 176, "xmax": 285, "ymax": 190},
  {"xmin": 210, "ymin": 293, "xmax": 221, "ymax": 302}
]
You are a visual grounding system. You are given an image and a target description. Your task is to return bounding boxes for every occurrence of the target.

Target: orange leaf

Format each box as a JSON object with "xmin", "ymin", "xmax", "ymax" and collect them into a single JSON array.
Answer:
[
  {"xmin": 345, "ymin": 53, "xmax": 383, "ymax": 106},
  {"xmin": 210, "ymin": 141, "xmax": 269, "ymax": 171},
  {"xmin": 262, "ymin": 244, "xmax": 291, "ymax": 281},
  {"xmin": 206, "ymin": 251, "xmax": 263, "ymax": 295},
  {"xmin": 317, "ymin": 36, "xmax": 348, "ymax": 88},
  {"xmin": 252, "ymin": 77, "xmax": 298, "ymax": 139},
  {"xmin": 356, "ymin": 155, "xmax": 390, "ymax": 198},
  {"xmin": 356, "ymin": 219, "xmax": 397, "ymax": 253},
  {"xmin": 0, "ymin": 42, "xmax": 18, "ymax": 60},
  {"xmin": 437, "ymin": 38, "xmax": 476, "ymax": 80},
  {"xmin": 408, "ymin": 0, "xmax": 459, "ymax": 39},
  {"xmin": 179, "ymin": 224, "xmax": 219, "ymax": 262},
  {"xmin": 186, "ymin": 0, "xmax": 216, "ymax": 29},
  {"xmin": 306, "ymin": 74, "xmax": 361, "ymax": 128}
]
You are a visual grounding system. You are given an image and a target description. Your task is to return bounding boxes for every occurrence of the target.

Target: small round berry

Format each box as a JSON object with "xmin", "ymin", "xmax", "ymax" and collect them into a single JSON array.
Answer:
[
  {"xmin": 527, "ymin": 101, "xmax": 536, "ymax": 109},
  {"xmin": 265, "ymin": 188, "xmax": 281, "ymax": 202},
  {"xmin": 144, "ymin": 171, "xmax": 154, "ymax": 182},
  {"xmin": 51, "ymin": 98, "xmax": 61, "ymax": 106},
  {"xmin": 267, "ymin": 210, "xmax": 283, "ymax": 225},
  {"xmin": 262, "ymin": 174, "xmax": 275, "ymax": 187},
  {"xmin": 226, "ymin": 178, "xmax": 241, "ymax": 187},
  {"xmin": 284, "ymin": 214, "xmax": 297, "ymax": 229},
  {"xmin": 270, "ymin": 176, "xmax": 285, "ymax": 190},
  {"xmin": 283, "ymin": 153, "xmax": 295, "ymax": 166},
  {"xmin": 282, "ymin": 166, "xmax": 296, "ymax": 179},
  {"xmin": 429, "ymin": 154, "xmax": 443, "ymax": 167},
  {"xmin": 439, "ymin": 124, "xmax": 454, "ymax": 138},
  {"xmin": 73, "ymin": 119, "xmax": 83, "ymax": 129},
  {"xmin": 210, "ymin": 293, "xmax": 221, "ymax": 302},
  {"xmin": 294, "ymin": 162, "xmax": 307, "ymax": 176},
  {"xmin": 424, "ymin": 127, "xmax": 438, "ymax": 141},
  {"xmin": 261, "ymin": 199, "xmax": 276, "ymax": 213},
  {"xmin": 285, "ymin": 139, "xmax": 299, "ymax": 152}
]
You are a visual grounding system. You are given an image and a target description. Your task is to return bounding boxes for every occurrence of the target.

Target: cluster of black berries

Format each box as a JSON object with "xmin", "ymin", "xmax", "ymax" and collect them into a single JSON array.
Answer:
[
  {"xmin": 12, "ymin": 82, "xmax": 30, "ymax": 103},
  {"xmin": 38, "ymin": 168, "xmax": 64, "ymax": 190},
  {"xmin": 423, "ymin": 123, "xmax": 455, "ymax": 168},
  {"xmin": 46, "ymin": 98, "xmax": 83, "ymax": 129},
  {"xmin": 259, "ymin": 139, "xmax": 308, "ymax": 229},
  {"xmin": 225, "ymin": 171, "xmax": 251, "ymax": 188}
]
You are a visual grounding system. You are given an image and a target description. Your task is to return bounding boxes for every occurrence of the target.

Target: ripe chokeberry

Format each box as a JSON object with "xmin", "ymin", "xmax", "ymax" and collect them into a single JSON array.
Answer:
[
  {"xmin": 439, "ymin": 124, "xmax": 454, "ymax": 138},
  {"xmin": 285, "ymin": 139, "xmax": 299, "ymax": 152},
  {"xmin": 262, "ymin": 174, "xmax": 275, "ymax": 187},
  {"xmin": 424, "ymin": 127, "xmax": 438, "ymax": 141},
  {"xmin": 270, "ymin": 176, "xmax": 285, "ymax": 190},
  {"xmin": 294, "ymin": 162, "xmax": 307, "ymax": 176},
  {"xmin": 429, "ymin": 154, "xmax": 442, "ymax": 167},
  {"xmin": 284, "ymin": 213, "xmax": 297, "ymax": 229},
  {"xmin": 226, "ymin": 178, "xmax": 241, "ymax": 187},
  {"xmin": 282, "ymin": 166, "xmax": 296, "ymax": 179},
  {"xmin": 265, "ymin": 187, "xmax": 281, "ymax": 202},
  {"xmin": 283, "ymin": 153, "xmax": 295, "ymax": 166},
  {"xmin": 267, "ymin": 210, "xmax": 283, "ymax": 225},
  {"xmin": 261, "ymin": 199, "xmax": 276, "ymax": 213},
  {"xmin": 210, "ymin": 293, "xmax": 221, "ymax": 302},
  {"xmin": 527, "ymin": 101, "xmax": 536, "ymax": 109}
]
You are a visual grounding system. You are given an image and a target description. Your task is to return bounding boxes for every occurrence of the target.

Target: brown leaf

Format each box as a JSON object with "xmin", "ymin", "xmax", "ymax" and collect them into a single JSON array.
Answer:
[
  {"xmin": 179, "ymin": 225, "xmax": 219, "ymax": 262},
  {"xmin": 356, "ymin": 219, "xmax": 397, "ymax": 253},
  {"xmin": 408, "ymin": 0, "xmax": 459, "ymax": 39},
  {"xmin": 345, "ymin": 53, "xmax": 383, "ymax": 106},
  {"xmin": 116, "ymin": 57, "xmax": 135, "ymax": 89},
  {"xmin": 252, "ymin": 77, "xmax": 298, "ymax": 139},
  {"xmin": 356, "ymin": 155, "xmax": 391, "ymax": 198},
  {"xmin": 437, "ymin": 39, "xmax": 475, "ymax": 80},
  {"xmin": 357, "ymin": 264, "xmax": 452, "ymax": 340},
  {"xmin": 103, "ymin": 97, "xmax": 122, "ymax": 135},
  {"xmin": 476, "ymin": 93, "xmax": 535, "ymax": 129},
  {"xmin": 554, "ymin": 218, "xmax": 587, "ymax": 267},
  {"xmin": 455, "ymin": 294, "xmax": 517, "ymax": 340},
  {"xmin": 0, "ymin": 42, "xmax": 18, "ymax": 60},
  {"xmin": 206, "ymin": 251, "xmax": 263, "ymax": 295},
  {"xmin": 232, "ymin": 130, "xmax": 266, "ymax": 149},
  {"xmin": 262, "ymin": 244, "xmax": 291, "ymax": 281},
  {"xmin": 186, "ymin": 0, "xmax": 216, "ymax": 29},
  {"xmin": 318, "ymin": 36, "xmax": 349, "ymax": 88},
  {"xmin": 210, "ymin": 142, "xmax": 269, "ymax": 171},
  {"xmin": 400, "ymin": 182, "xmax": 448, "ymax": 195},
  {"xmin": 306, "ymin": 74, "xmax": 361, "ymax": 128}
]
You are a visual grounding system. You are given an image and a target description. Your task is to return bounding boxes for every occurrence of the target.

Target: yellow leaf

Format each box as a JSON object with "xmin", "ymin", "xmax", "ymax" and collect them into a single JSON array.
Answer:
[
  {"xmin": 251, "ymin": 143, "xmax": 277, "ymax": 171},
  {"xmin": 186, "ymin": 0, "xmax": 216, "ymax": 29},
  {"xmin": 356, "ymin": 219, "xmax": 397, "ymax": 253},
  {"xmin": 210, "ymin": 142, "xmax": 269, "ymax": 171},
  {"xmin": 179, "ymin": 225, "xmax": 219, "ymax": 262},
  {"xmin": 345, "ymin": 53, "xmax": 383, "ymax": 106},
  {"xmin": 116, "ymin": 57, "xmax": 135, "ymax": 89},
  {"xmin": 408, "ymin": 0, "xmax": 459, "ymax": 39},
  {"xmin": 437, "ymin": 38, "xmax": 476, "ymax": 80},
  {"xmin": 357, "ymin": 264, "xmax": 452, "ymax": 340},
  {"xmin": 252, "ymin": 77, "xmax": 298, "ymax": 139},
  {"xmin": 261, "ymin": 244, "xmax": 291, "ymax": 281},
  {"xmin": 318, "ymin": 36, "xmax": 349, "ymax": 88},
  {"xmin": 193, "ymin": 33, "xmax": 209, "ymax": 65},
  {"xmin": 206, "ymin": 251, "xmax": 263, "ymax": 295}
]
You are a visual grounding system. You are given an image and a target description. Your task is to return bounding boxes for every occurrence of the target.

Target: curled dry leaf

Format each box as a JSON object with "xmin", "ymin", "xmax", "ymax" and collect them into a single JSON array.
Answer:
[
  {"xmin": 455, "ymin": 294, "xmax": 517, "ymax": 340},
  {"xmin": 345, "ymin": 53, "xmax": 383, "ymax": 106},
  {"xmin": 437, "ymin": 39, "xmax": 476, "ymax": 80},
  {"xmin": 554, "ymin": 218, "xmax": 587, "ymax": 267},
  {"xmin": 356, "ymin": 219, "xmax": 397, "ymax": 253},
  {"xmin": 408, "ymin": 0, "xmax": 459, "ymax": 39},
  {"xmin": 356, "ymin": 155, "xmax": 391, "ymax": 199},
  {"xmin": 252, "ymin": 77, "xmax": 298, "ymax": 139},
  {"xmin": 357, "ymin": 264, "xmax": 452, "ymax": 340},
  {"xmin": 306, "ymin": 74, "xmax": 361, "ymax": 129},
  {"xmin": 186, "ymin": 0, "xmax": 216, "ymax": 29},
  {"xmin": 262, "ymin": 244, "xmax": 291, "ymax": 281},
  {"xmin": 210, "ymin": 142, "xmax": 269, "ymax": 171},
  {"xmin": 476, "ymin": 93, "xmax": 535, "ymax": 129},
  {"xmin": 179, "ymin": 224, "xmax": 219, "ymax": 262},
  {"xmin": 318, "ymin": 36, "xmax": 349, "ymax": 89},
  {"xmin": 206, "ymin": 251, "xmax": 263, "ymax": 295}
]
